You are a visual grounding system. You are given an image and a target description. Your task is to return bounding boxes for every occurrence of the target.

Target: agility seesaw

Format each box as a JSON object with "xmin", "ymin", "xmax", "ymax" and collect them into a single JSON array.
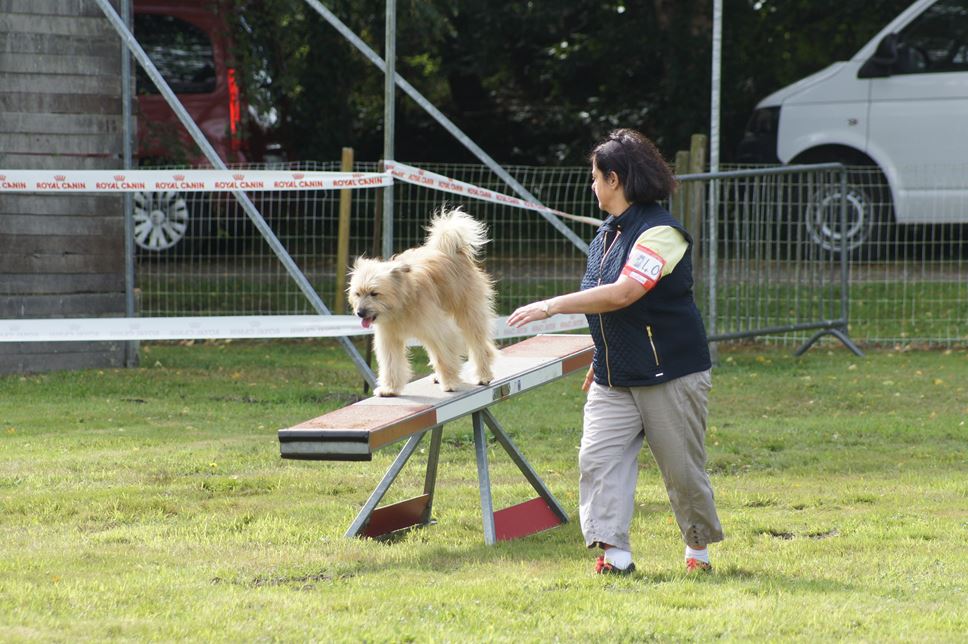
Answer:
[{"xmin": 278, "ymin": 333, "xmax": 593, "ymax": 545}]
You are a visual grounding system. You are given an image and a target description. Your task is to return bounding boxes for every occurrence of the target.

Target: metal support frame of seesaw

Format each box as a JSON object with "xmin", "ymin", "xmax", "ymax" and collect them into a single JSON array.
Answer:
[{"xmin": 277, "ymin": 334, "xmax": 594, "ymax": 545}]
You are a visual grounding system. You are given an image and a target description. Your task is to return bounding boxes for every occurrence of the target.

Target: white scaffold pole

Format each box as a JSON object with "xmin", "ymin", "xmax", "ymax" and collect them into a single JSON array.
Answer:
[
  {"xmin": 707, "ymin": 0, "xmax": 723, "ymax": 358},
  {"xmin": 383, "ymin": 0, "xmax": 397, "ymax": 259},
  {"xmin": 93, "ymin": 0, "xmax": 376, "ymax": 387},
  {"xmin": 302, "ymin": 0, "xmax": 588, "ymax": 254}
]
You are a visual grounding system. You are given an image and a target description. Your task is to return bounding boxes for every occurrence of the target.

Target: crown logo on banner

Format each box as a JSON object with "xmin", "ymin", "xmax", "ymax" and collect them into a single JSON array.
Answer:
[
  {"xmin": 233, "ymin": 174, "xmax": 245, "ymax": 181},
  {"xmin": 293, "ymin": 173, "xmax": 304, "ymax": 180},
  {"xmin": 0, "ymin": 175, "xmax": 6, "ymax": 182},
  {"xmin": 173, "ymin": 174, "xmax": 185, "ymax": 181},
  {"xmin": 54, "ymin": 175, "xmax": 66, "ymax": 182},
  {"xmin": 114, "ymin": 175, "xmax": 125, "ymax": 182}
]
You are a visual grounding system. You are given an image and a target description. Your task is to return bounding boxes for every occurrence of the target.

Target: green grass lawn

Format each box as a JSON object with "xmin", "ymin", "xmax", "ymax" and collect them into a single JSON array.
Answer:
[{"xmin": 1, "ymin": 340, "xmax": 966, "ymax": 642}]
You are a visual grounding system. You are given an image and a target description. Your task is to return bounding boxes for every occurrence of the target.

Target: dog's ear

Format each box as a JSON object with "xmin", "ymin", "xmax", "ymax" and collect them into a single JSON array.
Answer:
[{"xmin": 391, "ymin": 262, "xmax": 412, "ymax": 275}]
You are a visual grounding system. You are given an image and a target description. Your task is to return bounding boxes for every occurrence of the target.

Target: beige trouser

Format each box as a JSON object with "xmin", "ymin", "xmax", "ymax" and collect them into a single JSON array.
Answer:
[{"xmin": 578, "ymin": 369, "xmax": 723, "ymax": 551}]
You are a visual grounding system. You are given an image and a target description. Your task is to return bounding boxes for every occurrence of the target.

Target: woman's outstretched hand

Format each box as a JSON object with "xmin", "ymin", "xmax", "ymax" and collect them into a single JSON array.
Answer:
[{"xmin": 507, "ymin": 301, "xmax": 550, "ymax": 328}]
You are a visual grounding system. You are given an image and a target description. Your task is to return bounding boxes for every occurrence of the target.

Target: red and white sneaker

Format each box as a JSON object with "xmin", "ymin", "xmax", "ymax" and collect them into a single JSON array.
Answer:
[
  {"xmin": 685, "ymin": 557, "xmax": 712, "ymax": 573},
  {"xmin": 595, "ymin": 555, "xmax": 636, "ymax": 576}
]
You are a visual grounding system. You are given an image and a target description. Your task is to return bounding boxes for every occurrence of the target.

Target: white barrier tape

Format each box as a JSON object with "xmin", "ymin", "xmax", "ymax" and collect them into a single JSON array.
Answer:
[
  {"xmin": 495, "ymin": 313, "xmax": 588, "ymax": 340},
  {"xmin": 385, "ymin": 161, "xmax": 604, "ymax": 227},
  {"xmin": 0, "ymin": 314, "xmax": 588, "ymax": 343},
  {"xmin": 0, "ymin": 316, "xmax": 370, "ymax": 342},
  {"xmin": 1, "ymin": 163, "xmax": 601, "ymax": 227},
  {"xmin": 0, "ymin": 169, "xmax": 392, "ymax": 193},
  {"xmin": 409, "ymin": 313, "xmax": 588, "ymax": 345}
]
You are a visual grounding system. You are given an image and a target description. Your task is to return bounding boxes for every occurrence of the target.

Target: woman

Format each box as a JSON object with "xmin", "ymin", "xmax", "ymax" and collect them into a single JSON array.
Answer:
[{"xmin": 508, "ymin": 128, "xmax": 722, "ymax": 575}]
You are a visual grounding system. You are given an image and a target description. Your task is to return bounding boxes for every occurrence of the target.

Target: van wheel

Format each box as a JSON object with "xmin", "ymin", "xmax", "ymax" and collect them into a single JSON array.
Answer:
[
  {"xmin": 802, "ymin": 165, "xmax": 893, "ymax": 261},
  {"xmin": 133, "ymin": 191, "xmax": 190, "ymax": 252}
]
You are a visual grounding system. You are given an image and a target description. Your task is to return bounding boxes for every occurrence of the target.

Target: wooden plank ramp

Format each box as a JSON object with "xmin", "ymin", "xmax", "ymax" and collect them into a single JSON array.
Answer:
[{"xmin": 278, "ymin": 334, "xmax": 594, "ymax": 461}]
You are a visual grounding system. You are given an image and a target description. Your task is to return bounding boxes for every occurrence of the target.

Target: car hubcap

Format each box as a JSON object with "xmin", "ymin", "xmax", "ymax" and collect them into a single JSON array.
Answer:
[
  {"xmin": 133, "ymin": 191, "xmax": 189, "ymax": 251},
  {"xmin": 806, "ymin": 188, "xmax": 871, "ymax": 253}
]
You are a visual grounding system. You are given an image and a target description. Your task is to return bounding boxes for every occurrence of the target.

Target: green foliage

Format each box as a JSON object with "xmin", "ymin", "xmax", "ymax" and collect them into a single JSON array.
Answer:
[
  {"xmin": 228, "ymin": 1, "xmax": 913, "ymax": 165},
  {"xmin": 231, "ymin": 0, "xmax": 386, "ymax": 162},
  {"xmin": 1, "ymin": 341, "xmax": 965, "ymax": 640}
]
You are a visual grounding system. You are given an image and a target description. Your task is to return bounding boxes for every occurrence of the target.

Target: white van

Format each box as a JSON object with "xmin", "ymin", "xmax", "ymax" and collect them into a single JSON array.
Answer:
[{"xmin": 736, "ymin": 0, "xmax": 968, "ymax": 254}]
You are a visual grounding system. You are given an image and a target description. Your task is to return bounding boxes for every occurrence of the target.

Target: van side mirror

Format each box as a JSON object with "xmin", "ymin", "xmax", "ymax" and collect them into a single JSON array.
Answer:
[{"xmin": 858, "ymin": 33, "xmax": 898, "ymax": 78}]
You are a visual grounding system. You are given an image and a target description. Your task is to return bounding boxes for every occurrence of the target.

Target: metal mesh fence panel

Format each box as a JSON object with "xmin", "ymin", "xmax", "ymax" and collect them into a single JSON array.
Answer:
[
  {"xmin": 133, "ymin": 160, "xmax": 967, "ymax": 347},
  {"xmin": 716, "ymin": 164, "xmax": 968, "ymax": 347},
  {"xmin": 836, "ymin": 165, "xmax": 968, "ymax": 347},
  {"xmin": 136, "ymin": 161, "xmax": 375, "ymax": 317},
  {"xmin": 675, "ymin": 165, "xmax": 853, "ymax": 350},
  {"xmin": 135, "ymin": 161, "xmax": 595, "ymax": 318},
  {"xmin": 355, "ymin": 162, "xmax": 594, "ymax": 314}
]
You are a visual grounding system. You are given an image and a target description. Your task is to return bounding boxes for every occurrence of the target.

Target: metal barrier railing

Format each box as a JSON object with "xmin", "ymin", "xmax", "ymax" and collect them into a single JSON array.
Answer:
[
  {"xmin": 133, "ymin": 161, "xmax": 592, "ymax": 320},
  {"xmin": 674, "ymin": 163, "xmax": 862, "ymax": 355},
  {"xmin": 131, "ymin": 161, "xmax": 966, "ymax": 348}
]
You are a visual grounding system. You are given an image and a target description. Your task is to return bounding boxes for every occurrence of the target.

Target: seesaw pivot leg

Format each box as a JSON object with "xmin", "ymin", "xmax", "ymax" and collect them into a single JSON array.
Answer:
[
  {"xmin": 472, "ymin": 412, "xmax": 497, "ymax": 545},
  {"xmin": 421, "ymin": 426, "xmax": 444, "ymax": 522},
  {"xmin": 473, "ymin": 410, "xmax": 569, "ymax": 546},
  {"xmin": 481, "ymin": 409, "xmax": 568, "ymax": 524},
  {"xmin": 346, "ymin": 429, "xmax": 428, "ymax": 538}
]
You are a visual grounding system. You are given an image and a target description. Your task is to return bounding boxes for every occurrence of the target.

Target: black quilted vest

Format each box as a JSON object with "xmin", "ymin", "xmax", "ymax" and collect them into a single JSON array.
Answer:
[{"xmin": 580, "ymin": 202, "xmax": 711, "ymax": 387}]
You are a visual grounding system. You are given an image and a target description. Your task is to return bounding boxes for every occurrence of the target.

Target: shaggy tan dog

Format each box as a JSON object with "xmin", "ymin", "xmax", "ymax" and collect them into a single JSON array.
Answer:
[{"xmin": 348, "ymin": 208, "xmax": 498, "ymax": 397}]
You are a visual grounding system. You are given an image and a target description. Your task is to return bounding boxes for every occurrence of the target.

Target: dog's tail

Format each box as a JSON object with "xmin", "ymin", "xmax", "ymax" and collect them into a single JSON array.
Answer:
[{"xmin": 424, "ymin": 207, "xmax": 488, "ymax": 259}]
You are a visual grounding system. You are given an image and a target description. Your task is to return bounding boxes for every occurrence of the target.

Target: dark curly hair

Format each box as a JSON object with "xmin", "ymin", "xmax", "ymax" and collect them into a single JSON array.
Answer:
[{"xmin": 589, "ymin": 129, "xmax": 677, "ymax": 204}]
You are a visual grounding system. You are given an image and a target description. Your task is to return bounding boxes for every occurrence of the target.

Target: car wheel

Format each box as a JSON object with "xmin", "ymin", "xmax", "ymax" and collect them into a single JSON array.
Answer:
[
  {"xmin": 133, "ymin": 190, "xmax": 190, "ymax": 252},
  {"xmin": 803, "ymin": 165, "xmax": 893, "ymax": 261}
]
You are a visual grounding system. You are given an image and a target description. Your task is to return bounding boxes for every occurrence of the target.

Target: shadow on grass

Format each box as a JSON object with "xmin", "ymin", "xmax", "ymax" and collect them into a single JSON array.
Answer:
[{"xmin": 230, "ymin": 518, "xmax": 860, "ymax": 597}]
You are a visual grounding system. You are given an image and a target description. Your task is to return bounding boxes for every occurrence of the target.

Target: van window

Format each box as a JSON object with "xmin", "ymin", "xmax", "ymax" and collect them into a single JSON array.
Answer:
[
  {"xmin": 895, "ymin": 0, "xmax": 968, "ymax": 74},
  {"xmin": 135, "ymin": 14, "xmax": 216, "ymax": 94}
]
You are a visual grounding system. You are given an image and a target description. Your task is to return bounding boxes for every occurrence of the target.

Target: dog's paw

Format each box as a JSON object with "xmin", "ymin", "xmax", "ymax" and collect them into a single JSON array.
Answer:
[
  {"xmin": 475, "ymin": 366, "xmax": 494, "ymax": 386},
  {"xmin": 436, "ymin": 380, "xmax": 459, "ymax": 392},
  {"xmin": 373, "ymin": 386, "xmax": 399, "ymax": 397}
]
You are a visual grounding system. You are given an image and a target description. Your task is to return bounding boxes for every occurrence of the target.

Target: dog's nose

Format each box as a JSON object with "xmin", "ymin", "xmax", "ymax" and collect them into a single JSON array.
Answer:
[{"xmin": 356, "ymin": 308, "xmax": 367, "ymax": 319}]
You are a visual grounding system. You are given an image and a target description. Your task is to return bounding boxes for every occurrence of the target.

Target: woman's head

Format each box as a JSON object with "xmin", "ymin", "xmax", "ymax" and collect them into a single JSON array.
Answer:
[{"xmin": 589, "ymin": 129, "xmax": 676, "ymax": 205}]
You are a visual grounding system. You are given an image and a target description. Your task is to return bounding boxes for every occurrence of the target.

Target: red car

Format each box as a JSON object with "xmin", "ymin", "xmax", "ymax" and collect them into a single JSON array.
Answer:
[{"xmin": 133, "ymin": 0, "xmax": 279, "ymax": 251}]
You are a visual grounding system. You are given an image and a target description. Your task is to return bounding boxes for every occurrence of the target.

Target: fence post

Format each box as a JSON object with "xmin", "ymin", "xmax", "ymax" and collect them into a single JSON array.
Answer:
[
  {"xmin": 687, "ymin": 134, "xmax": 707, "ymax": 308},
  {"xmin": 335, "ymin": 147, "xmax": 354, "ymax": 314},
  {"xmin": 687, "ymin": 133, "xmax": 707, "ymax": 256},
  {"xmin": 673, "ymin": 150, "xmax": 690, "ymax": 225},
  {"xmin": 361, "ymin": 160, "xmax": 385, "ymax": 393}
]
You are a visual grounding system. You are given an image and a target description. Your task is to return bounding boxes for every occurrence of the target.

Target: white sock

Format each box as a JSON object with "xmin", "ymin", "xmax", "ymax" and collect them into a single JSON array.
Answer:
[
  {"xmin": 685, "ymin": 545, "xmax": 709, "ymax": 563},
  {"xmin": 604, "ymin": 547, "xmax": 633, "ymax": 569}
]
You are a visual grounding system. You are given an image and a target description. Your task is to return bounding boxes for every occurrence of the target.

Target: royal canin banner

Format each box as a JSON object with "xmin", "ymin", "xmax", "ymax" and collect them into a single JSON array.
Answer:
[
  {"xmin": 0, "ymin": 170, "xmax": 392, "ymax": 193},
  {"xmin": 0, "ymin": 162, "xmax": 600, "ymax": 227},
  {"xmin": 0, "ymin": 313, "xmax": 588, "ymax": 343},
  {"xmin": 385, "ymin": 161, "xmax": 603, "ymax": 227}
]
